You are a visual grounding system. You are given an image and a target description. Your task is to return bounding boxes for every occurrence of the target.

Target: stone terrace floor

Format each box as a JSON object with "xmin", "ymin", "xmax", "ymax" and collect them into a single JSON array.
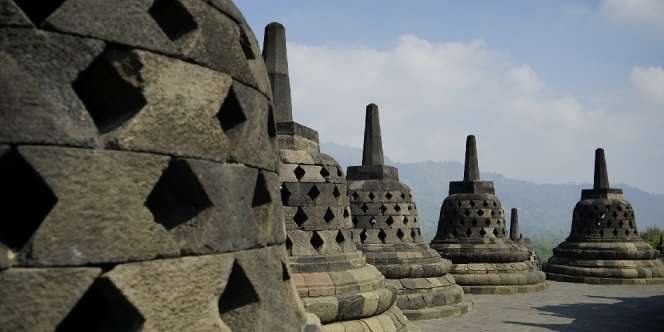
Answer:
[{"xmin": 413, "ymin": 281, "xmax": 664, "ymax": 331}]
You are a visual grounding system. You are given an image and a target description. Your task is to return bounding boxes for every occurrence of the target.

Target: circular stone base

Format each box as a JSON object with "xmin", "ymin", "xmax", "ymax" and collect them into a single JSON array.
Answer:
[
  {"xmin": 321, "ymin": 305, "xmax": 409, "ymax": 332},
  {"xmin": 402, "ymin": 300, "xmax": 472, "ymax": 320},
  {"xmin": 546, "ymin": 272, "xmax": 664, "ymax": 285},
  {"xmin": 461, "ymin": 282, "xmax": 548, "ymax": 294}
]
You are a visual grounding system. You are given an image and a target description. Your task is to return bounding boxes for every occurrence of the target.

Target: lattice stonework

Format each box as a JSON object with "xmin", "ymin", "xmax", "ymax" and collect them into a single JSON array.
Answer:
[{"xmin": 0, "ymin": 1, "xmax": 310, "ymax": 330}]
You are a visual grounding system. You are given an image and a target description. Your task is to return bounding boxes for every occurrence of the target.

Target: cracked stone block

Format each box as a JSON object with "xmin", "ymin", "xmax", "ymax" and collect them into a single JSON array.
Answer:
[
  {"xmin": 0, "ymin": 267, "xmax": 101, "ymax": 332},
  {"xmin": 44, "ymin": 0, "xmax": 258, "ymax": 89},
  {"xmin": 0, "ymin": 28, "xmax": 103, "ymax": 147},
  {"xmin": 155, "ymin": 159, "xmax": 284, "ymax": 255},
  {"xmin": 14, "ymin": 146, "xmax": 180, "ymax": 267},
  {"xmin": 102, "ymin": 246, "xmax": 306, "ymax": 331}
]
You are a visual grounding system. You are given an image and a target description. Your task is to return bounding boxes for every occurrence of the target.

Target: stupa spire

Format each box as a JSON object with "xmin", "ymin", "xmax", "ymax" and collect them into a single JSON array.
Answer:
[
  {"xmin": 361, "ymin": 103, "xmax": 384, "ymax": 166},
  {"xmin": 593, "ymin": 148, "xmax": 610, "ymax": 190},
  {"xmin": 510, "ymin": 208, "xmax": 521, "ymax": 241},
  {"xmin": 262, "ymin": 22, "xmax": 293, "ymax": 123},
  {"xmin": 463, "ymin": 135, "xmax": 480, "ymax": 181}
]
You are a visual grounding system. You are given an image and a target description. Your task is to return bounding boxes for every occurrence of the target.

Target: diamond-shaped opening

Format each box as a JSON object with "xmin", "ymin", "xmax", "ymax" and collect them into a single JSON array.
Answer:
[
  {"xmin": 336, "ymin": 168, "xmax": 343, "ymax": 177},
  {"xmin": 483, "ymin": 200, "xmax": 489, "ymax": 207},
  {"xmin": 411, "ymin": 229, "xmax": 417, "ymax": 239},
  {"xmin": 459, "ymin": 219, "xmax": 465, "ymax": 225},
  {"xmin": 267, "ymin": 105, "xmax": 277, "ymax": 138},
  {"xmin": 280, "ymin": 185, "xmax": 291, "ymax": 205},
  {"xmin": 401, "ymin": 192, "xmax": 406, "ymax": 199},
  {"xmin": 335, "ymin": 230, "xmax": 345, "ymax": 245},
  {"xmin": 617, "ymin": 205, "xmax": 624, "ymax": 211},
  {"xmin": 456, "ymin": 201, "xmax": 462, "ymax": 208},
  {"xmin": 470, "ymin": 200, "xmax": 476, "ymax": 207},
  {"xmin": 323, "ymin": 208, "xmax": 335, "ymax": 223},
  {"xmin": 73, "ymin": 48, "xmax": 146, "ymax": 134},
  {"xmin": 14, "ymin": 0, "xmax": 66, "ymax": 26},
  {"xmin": 394, "ymin": 204, "xmax": 401, "ymax": 212},
  {"xmin": 238, "ymin": 28, "xmax": 256, "ymax": 59},
  {"xmin": 629, "ymin": 221, "xmax": 633, "ymax": 228},
  {"xmin": 360, "ymin": 230, "xmax": 368, "ymax": 242},
  {"xmin": 343, "ymin": 208, "xmax": 350, "ymax": 218},
  {"xmin": 480, "ymin": 228, "xmax": 487, "ymax": 237},
  {"xmin": 613, "ymin": 229, "xmax": 619, "ymax": 236},
  {"xmin": 396, "ymin": 229, "xmax": 405, "ymax": 240},
  {"xmin": 281, "ymin": 261, "xmax": 290, "ymax": 281},
  {"xmin": 619, "ymin": 220, "xmax": 624, "ymax": 227},
  {"xmin": 333, "ymin": 186, "xmax": 341, "ymax": 199},
  {"xmin": 145, "ymin": 159, "xmax": 212, "ymax": 230},
  {"xmin": 149, "ymin": 0, "xmax": 198, "ymax": 42},
  {"xmin": 56, "ymin": 278, "xmax": 144, "ymax": 332},
  {"xmin": 0, "ymin": 149, "xmax": 57, "ymax": 251},
  {"xmin": 413, "ymin": 217, "xmax": 417, "ymax": 223},
  {"xmin": 379, "ymin": 204, "xmax": 387, "ymax": 214},
  {"xmin": 625, "ymin": 229, "xmax": 630, "ymax": 235},
  {"xmin": 307, "ymin": 185, "xmax": 320, "ymax": 201},
  {"xmin": 293, "ymin": 207, "xmax": 308, "ymax": 227},
  {"xmin": 252, "ymin": 172, "xmax": 271, "ymax": 207},
  {"xmin": 464, "ymin": 209, "xmax": 471, "ymax": 217},
  {"xmin": 465, "ymin": 228, "xmax": 472, "ymax": 237},
  {"xmin": 493, "ymin": 228, "xmax": 499, "ymax": 237},
  {"xmin": 477, "ymin": 209, "xmax": 484, "ymax": 216},
  {"xmin": 351, "ymin": 192, "xmax": 359, "ymax": 200},
  {"xmin": 599, "ymin": 229, "xmax": 605, "ymax": 237},
  {"xmin": 352, "ymin": 217, "xmax": 359, "ymax": 226},
  {"xmin": 491, "ymin": 210, "xmax": 496, "ymax": 217},
  {"xmin": 378, "ymin": 230, "xmax": 387, "ymax": 243},
  {"xmin": 386, "ymin": 216, "xmax": 394, "ymax": 226},
  {"xmin": 493, "ymin": 201, "xmax": 497, "ymax": 207},
  {"xmin": 293, "ymin": 166, "xmax": 306, "ymax": 181},
  {"xmin": 403, "ymin": 216, "xmax": 409, "ymax": 225},
  {"xmin": 320, "ymin": 167, "xmax": 330, "ymax": 178},
  {"xmin": 217, "ymin": 87, "xmax": 247, "ymax": 134},
  {"xmin": 285, "ymin": 236, "xmax": 293, "ymax": 254},
  {"xmin": 368, "ymin": 192, "xmax": 375, "ymax": 200},
  {"xmin": 369, "ymin": 218, "xmax": 376, "ymax": 225},
  {"xmin": 219, "ymin": 260, "xmax": 260, "ymax": 331},
  {"xmin": 310, "ymin": 231, "xmax": 324, "ymax": 251},
  {"xmin": 361, "ymin": 203, "xmax": 369, "ymax": 214},
  {"xmin": 485, "ymin": 219, "xmax": 491, "ymax": 226},
  {"xmin": 385, "ymin": 192, "xmax": 393, "ymax": 200}
]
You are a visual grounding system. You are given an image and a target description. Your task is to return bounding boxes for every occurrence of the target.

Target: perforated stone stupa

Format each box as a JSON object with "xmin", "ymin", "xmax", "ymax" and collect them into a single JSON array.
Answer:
[
  {"xmin": 544, "ymin": 148, "xmax": 664, "ymax": 284},
  {"xmin": 346, "ymin": 104, "xmax": 471, "ymax": 320},
  {"xmin": 264, "ymin": 22, "xmax": 409, "ymax": 331},
  {"xmin": 430, "ymin": 135, "xmax": 547, "ymax": 294},
  {"xmin": 0, "ymin": 1, "xmax": 313, "ymax": 331}
]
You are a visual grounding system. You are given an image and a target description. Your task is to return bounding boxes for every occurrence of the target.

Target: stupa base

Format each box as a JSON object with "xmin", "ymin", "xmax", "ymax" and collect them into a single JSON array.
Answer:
[
  {"xmin": 386, "ymin": 274, "xmax": 471, "ymax": 320},
  {"xmin": 321, "ymin": 305, "xmax": 410, "ymax": 332},
  {"xmin": 544, "ymin": 259, "xmax": 664, "ymax": 284},
  {"xmin": 461, "ymin": 282, "xmax": 548, "ymax": 294},
  {"xmin": 545, "ymin": 272, "xmax": 664, "ymax": 284},
  {"xmin": 450, "ymin": 261, "xmax": 547, "ymax": 294}
]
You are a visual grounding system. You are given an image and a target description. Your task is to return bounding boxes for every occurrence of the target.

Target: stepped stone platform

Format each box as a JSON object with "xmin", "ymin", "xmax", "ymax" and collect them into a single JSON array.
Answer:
[{"xmin": 414, "ymin": 281, "xmax": 664, "ymax": 331}]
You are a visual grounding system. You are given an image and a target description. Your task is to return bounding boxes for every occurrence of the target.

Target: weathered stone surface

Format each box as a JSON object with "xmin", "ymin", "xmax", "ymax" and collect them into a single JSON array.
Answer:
[
  {"xmin": 0, "ymin": 243, "xmax": 10, "ymax": 269},
  {"xmin": 16, "ymin": 146, "xmax": 179, "ymax": 266},
  {"xmin": 0, "ymin": 28, "xmax": 103, "ymax": 147},
  {"xmin": 0, "ymin": 267, "xmax": 100, "ymax": 332},
  {"xmin": 0, "ymin": 0, "xmax": 32, "ymax": 27},
  {"xmin": 104, "ymin": 246, "xmax": 305, "ymax": 332},
  {"xmin": 45, "ymin": 0, "xmax": 258, "ymax": 88}
]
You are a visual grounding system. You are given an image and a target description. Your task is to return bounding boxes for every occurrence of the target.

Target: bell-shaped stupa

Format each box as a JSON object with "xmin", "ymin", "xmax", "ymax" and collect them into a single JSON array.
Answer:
[
  {"xmin": 544, "ymin": 148, "xmax": 664, "ymax": 284},
  {"xmin": 430, "ymin": 136, "xmax": 546, "ymax": 294},
  {"xmin": 0, "ymin": 1, "xmax": 312, "ymax": 331},
  {"xmin": 264, "ymin": 23, "xmax": 409, "ymax": 330},
  {"xmin": 347, "ymin": 104, "xmax": 471, "ymax": 320}
]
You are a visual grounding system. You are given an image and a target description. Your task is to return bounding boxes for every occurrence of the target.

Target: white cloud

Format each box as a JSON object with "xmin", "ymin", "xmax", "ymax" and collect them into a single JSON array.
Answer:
[
  {"xmin": 631, "ymin": 66, "xmax": 664, "ymax": 105},
  {"xmin": 286, "ymin": 35, "xmax": 663, "ymax": 192},
  {"xmin": 599, "ymin": 0, "xmax": 664, "ymax": 31}
]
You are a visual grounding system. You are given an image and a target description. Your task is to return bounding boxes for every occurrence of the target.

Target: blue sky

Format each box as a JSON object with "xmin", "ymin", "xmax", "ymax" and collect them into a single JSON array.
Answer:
[{"xmin": 237, "ymin": 1, "xmax": 664, "ymax": 193}]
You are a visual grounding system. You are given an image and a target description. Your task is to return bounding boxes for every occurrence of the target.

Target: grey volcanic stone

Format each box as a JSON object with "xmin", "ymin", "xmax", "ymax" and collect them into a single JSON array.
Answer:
[
  {"xmin": 0, "ymin": 0, "xmax": 32, "ymax": 27},
  {"xmin": 0, "ymin": 28, "xmax": 103, "ymax": 147},
  {"xmin": 16, "ymin": 146, "xmax": 179, "ymax": 266},
  {"xmin": 263, "ymin": 22, "xmax": 292, "ymax": 123},
  {"xmin": 0, "ymin": 267, "xmax": 101, "ymax": 332},
  {"xmin": 362, "ymin": 103, "xmax": 384, "ymax": 166}
]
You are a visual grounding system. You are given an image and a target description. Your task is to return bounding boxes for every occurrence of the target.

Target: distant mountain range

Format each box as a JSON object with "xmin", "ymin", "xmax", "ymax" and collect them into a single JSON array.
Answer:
[{"xmin": 321, "ymin": 142, "xmax": 664, "ymax": 243}]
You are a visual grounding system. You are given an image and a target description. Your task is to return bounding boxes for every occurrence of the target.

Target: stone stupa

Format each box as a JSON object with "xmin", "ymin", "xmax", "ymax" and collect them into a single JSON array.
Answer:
[
  {"xmin": 264, "ymin": 23, "xmax": 409, "ymax": 331},
  {"xmin": 430, "ymin": 135, "xmax": 547, "ymax": 294},
  {"xmin": 347, "ymin": 104, "xmax": 471, "ymax": 320},
  {"xmin": 509, "ymin": 208, "xmax": 541, "ymax": 269},
  {"xmin": 544, "ymin": 148, "xmax": 664, "ymax": 284},
  {"xmin": 0, "ymin": 1, "xmax": 313, "ymax": 331}
]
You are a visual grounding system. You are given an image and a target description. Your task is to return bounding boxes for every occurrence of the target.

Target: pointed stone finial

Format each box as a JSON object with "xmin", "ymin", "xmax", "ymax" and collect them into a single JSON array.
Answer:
[
  {"xmin": 361, "ymin": 103, "xmax": 384, "ymax": 166},
  {"xmin": 657, "ymin": 235, "xmax": 663, "ymax": 252},
  {"xmin": 510, "ymin": 208, "xmax": 521, "ymax": 241},
  {"xmin": 593, "ymin": 148, "xmax": 610, "ymax": 190},
  {"xmin": 463, "ymin": 135, "xmax": 480, "ymax": 181},
  {"xmin": 262, "ymin": 22, "xmax": 292, "ymax": 123}
]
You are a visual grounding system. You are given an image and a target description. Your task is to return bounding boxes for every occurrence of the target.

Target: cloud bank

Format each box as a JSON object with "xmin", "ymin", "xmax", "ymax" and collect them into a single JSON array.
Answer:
[
  {"xmin": 287, "ymin": 36, "xmax": 664, "ymax": 193},
  {"xmin": 599, "ymin": 0, "xmax": 664, "ymax": 31}
]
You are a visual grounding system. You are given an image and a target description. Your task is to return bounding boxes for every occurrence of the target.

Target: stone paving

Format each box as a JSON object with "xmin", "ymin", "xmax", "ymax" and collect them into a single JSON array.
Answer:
[{"xmin": 413, "ymin": 281, "xmax": 664, "ymax": 331}]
